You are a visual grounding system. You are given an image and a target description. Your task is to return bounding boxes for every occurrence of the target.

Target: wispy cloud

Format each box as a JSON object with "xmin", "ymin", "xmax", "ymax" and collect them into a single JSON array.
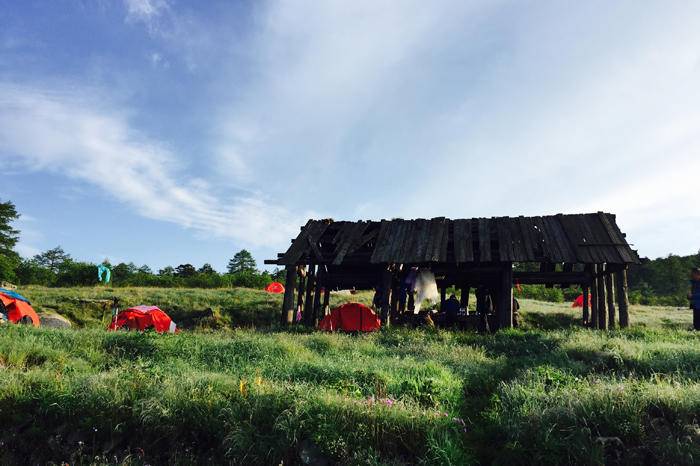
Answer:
[
  {"xmin": 124, "ymin": 0, "xmax": 169, "ymax": 26},
  {"xmin": 212, "ymin": 0, "xmax": 700, "ymax": 258},
  {"xmin": 0, "ymin": 83, "xmax": 303, "ymax": 247}
]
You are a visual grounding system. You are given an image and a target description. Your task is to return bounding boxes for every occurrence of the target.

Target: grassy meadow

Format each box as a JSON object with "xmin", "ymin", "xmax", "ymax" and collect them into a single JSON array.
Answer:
[{"xmin": 0, "ymin": 287, "xmax": 698, "ymax": 464}]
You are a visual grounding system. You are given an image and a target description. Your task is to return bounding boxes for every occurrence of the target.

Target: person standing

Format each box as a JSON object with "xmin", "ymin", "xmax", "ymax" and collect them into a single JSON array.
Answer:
[{"xmin": 689, "ymin": 267, "xmax": 700, "ymax": 330}]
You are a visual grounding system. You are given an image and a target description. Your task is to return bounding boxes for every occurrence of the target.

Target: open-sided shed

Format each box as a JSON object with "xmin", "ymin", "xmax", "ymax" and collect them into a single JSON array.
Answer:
[{"xmin": 266, "ymin": 212, "xmax": 639, "ymax": 330}]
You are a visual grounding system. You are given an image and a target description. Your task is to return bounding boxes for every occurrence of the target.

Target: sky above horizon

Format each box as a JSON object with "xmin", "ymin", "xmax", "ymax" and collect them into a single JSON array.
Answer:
[{"xmin": 1, "ymin": 0, "xmax": 699, "ymax": 271}]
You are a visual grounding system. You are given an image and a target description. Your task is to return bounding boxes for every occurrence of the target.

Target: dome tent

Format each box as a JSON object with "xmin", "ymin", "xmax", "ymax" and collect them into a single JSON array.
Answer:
[
  {"xmin": 108, "ymin": 305, "xmax": 177, "ymax": 333},
  {"xmin": 0, "ymin": 288, "xmax": 40, "ymax": 327},
  {"xmin": 265, "ymin": 282, "xmax": 285, "ymax": 294},
  {"xmin": 319, "ymin": 302, "xmax": 381, "ymax": 332}
]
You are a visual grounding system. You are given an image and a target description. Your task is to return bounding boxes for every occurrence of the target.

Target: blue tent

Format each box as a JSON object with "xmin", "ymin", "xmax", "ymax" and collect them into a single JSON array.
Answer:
[{"xmin": 0, "ymin": 288, "xmax": 30, "ymax": 304}]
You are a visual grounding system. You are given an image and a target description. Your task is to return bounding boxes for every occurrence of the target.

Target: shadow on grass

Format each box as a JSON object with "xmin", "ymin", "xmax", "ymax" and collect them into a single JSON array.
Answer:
[{"xmin": 522, "ymin": 310, "xmax": 579, "ymax": 330}]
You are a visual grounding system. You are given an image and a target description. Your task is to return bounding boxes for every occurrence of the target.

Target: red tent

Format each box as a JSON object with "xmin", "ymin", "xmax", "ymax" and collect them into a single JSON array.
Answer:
[
  {"xmin": 265, "ymin": 282, "xmax": 285, "ymax": 294},
  {"xmin": 572, "ymin": 294, "xmax": 592, "ymax": 308},
  {"xmin": 319, "ymin": 302, "xmax": 381, "ymax": 332},
  {"xmin": 0, "ymin": 292, "xmax": 40, "ymax": 327},
  {"xmin": 107, "ymin": 305, "xmax": 177, "ymax": 333}
]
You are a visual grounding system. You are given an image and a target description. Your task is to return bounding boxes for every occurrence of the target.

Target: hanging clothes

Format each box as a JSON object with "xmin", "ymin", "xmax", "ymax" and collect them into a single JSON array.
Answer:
[
  {"xmin": 413, "ymin": 269, "xmax": 439, "ymax": 312},
  {"xmin": 97, "ymin": 264, "xmax": 111, "ymax": 283}
]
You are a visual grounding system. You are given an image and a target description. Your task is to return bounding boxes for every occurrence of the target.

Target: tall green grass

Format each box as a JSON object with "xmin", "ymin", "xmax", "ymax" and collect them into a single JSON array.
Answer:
[{"xmin": 0, "ymin": 296, "xmax": 697, "ymax": 464}]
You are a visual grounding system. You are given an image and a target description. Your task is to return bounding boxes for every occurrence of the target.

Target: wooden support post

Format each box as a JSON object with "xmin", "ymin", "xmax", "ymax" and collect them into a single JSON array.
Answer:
[
  {"xmin": 597, "ymin": 264, "xmax": 607, "ymax": 330},
  {"xmin": 407, "ymin": 287, "xmax": 415, "ymax": 312},
  {"xmin": 281, "ymin": 266, "xmax": 296, "ymax": 326},
  {"xmin": 440, "ymin": 287, "xmax": 447, "ymax": 311},
  {"xmin": 582, "ymin": 265, "xmax": 592, "ymax": 326},
  {"xmin": 295, "ymin": 266, "xmax": 306, "ymax": 325},
  {"xmin": 390, "ymin": 279, "xmax": 399, "ymax": 321},
  {"xmin": 312, "ymin": 269, "xmax": 323, "ymax": 327},
  {"xmin": 605, "ymin": 271, "xmax": 616, "ymax": 329},
  {"xmin": 303, "ymin": 264, "xmax": 316, "ymax": 327},
  {"xmin": 460, "ymin": 285, "xmax": 470, "ymax": 312},
  {"xmin": 616, "ymin": 266, "xmax": 630, "ymax": 328},
  {"xmin": 590, "ymin": 264, "xmax": 598, "ymax": 328},
  {"xmin": 322, "ymin": 286, "xmax": 331, "ymax": 316},
  {"xmin": 380, "ymin": 267, "xmax": 393, "ymax": 328},
  {"xmin": 498, "ymin": 264, "xmax": 514, "ymax": 329}
]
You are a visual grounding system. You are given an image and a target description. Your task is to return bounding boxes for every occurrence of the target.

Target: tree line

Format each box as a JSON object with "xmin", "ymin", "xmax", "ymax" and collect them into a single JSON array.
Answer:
[{"xmin": 0, "ymin": 199, "xmax": 697, "ymax": 299}]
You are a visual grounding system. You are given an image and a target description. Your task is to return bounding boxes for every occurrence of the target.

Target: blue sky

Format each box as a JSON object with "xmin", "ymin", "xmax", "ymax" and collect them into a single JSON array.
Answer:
[{"xmin": 1, "ymin": 0, "xmax": 699, "ymax": 271}]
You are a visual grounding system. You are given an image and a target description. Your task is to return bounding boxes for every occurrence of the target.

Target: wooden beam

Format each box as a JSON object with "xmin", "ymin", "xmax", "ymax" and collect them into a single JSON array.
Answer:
[
  {"xmin": 390, "ymin": 276, "xmax": 399, "ymax": 321},
  {"xmin": 597, "ymin": 264, "xmax": 607, "ymax": 330},
  {"xmin": 312, "ymin": 268, "xmax": 324, "ymax": 327},
  {"xmin": 605, "ymin": 272, "xmax": 616, "ymax": 329},
  {"xmin": 303, "ymin": 265, "xmax": 316, "ymax": 327},
  {"xmin": 590, "ymin": 264, "xmax": 598, "ymax": 328},
  {"xmin": 616, "ymin": 266, "xmax": 630, "ymax": 328},
  {"xmin": 380, "ymin": 267, "xmax": 393, "ymax": 327},
  {"xmin": 295, "ymin": 266, "xmax": 306, "ymax": 325},
  {"xmin": 582, "ymin": 284, "xmax": 590, "ymax": 325},
  {"xmin": 322, "ymin": 286, "xmax": 331, "ymax": 316},
  {"xmin": 460, "ymin": 284, "xmax": 470, "ymax": 310},
  {"xmin": 281, "ymin": 266, "xmax": 296, "ymax": 326},
  {"xmin": 513, "ymin": 271, "xmax": 590, "ymax": 285},
  {"xmin": 498, "ymin": 264, "xmax": 514, "ymax": 329},
  {"xmin": 582, "ymin": 264, "xmax": 592, "ymax": 325}
]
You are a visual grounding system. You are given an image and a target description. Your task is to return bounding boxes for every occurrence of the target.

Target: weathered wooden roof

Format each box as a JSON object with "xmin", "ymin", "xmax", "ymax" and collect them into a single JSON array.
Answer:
[{"xmin": 270, "ymin": 213, "xmax": 639, "ymax": 266}]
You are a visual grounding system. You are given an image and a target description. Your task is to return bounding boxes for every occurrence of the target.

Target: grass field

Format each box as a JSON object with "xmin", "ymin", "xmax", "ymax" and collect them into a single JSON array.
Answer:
[
  {"xmin": 1, "ymin": 287, "xmax": 698, "ymax": 464},
  {"xmin": 20, "ymin": 285, "xmax": 373, "ymax": 329}
]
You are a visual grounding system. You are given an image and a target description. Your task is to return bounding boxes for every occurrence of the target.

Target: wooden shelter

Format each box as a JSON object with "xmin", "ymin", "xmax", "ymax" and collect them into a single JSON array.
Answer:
[{"xmin": 265, "ymin": 212, "xmax": 639, "ymax": 330}]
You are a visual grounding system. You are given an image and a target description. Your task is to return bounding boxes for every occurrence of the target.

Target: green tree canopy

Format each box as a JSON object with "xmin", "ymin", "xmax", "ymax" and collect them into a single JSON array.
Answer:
[
  {"xmin": 0, "ymin": 199, "xmax": 20, "ymax": 256},
  {"xmin": 227, "ymin": 249, "xmax": 257, "ymax": 274},
  {"xmin": 33, "ymin": 246, "xmax": 71, "ymax": 274},
  {"xmin": 175, "ymin": 264, "xmax": 196, "ymax": 277},
  {"xmin": 199, "ymin": 263, "xmax": 216, "ymax": 274}
]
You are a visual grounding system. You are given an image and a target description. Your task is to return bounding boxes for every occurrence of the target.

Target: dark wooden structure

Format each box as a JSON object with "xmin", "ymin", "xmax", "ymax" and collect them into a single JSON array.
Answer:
[{"xmin": 266, "ymin": 212, "xmax": 639, "ymax": 330}]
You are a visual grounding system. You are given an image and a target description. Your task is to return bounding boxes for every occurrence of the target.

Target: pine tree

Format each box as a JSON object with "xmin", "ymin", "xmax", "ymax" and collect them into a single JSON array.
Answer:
[
  {"xmin": 34, "ymin": 246, "xmax": 71, "ymax": 274},
  {"xmin": 0, "ymin": 200, "xmax": 20, "ymax": 281},
  {"xmin": 199, "ymin": 263, "xmax": 216, "ymax": 274},
  {"xmin": 227, "ymin": 249, "xmax": 256, "ymax": 274},
  {"xmin": 0, "ymin": 199, "xmax": 20, "ymax": 255}
]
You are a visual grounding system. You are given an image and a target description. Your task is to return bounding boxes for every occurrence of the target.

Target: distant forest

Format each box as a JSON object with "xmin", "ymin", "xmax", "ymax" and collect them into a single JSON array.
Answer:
[
  {"xmin": 626, "ymin": 252, "xmax": 700, "ymax": 306},
  {"xmin": 0, "ymin": 199, "xmax": 697, "ymax": 305}
]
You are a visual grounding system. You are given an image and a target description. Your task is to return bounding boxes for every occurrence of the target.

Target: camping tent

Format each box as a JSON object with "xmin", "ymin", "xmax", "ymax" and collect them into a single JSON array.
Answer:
[
  {"xmin": 571, "ymin": 294, "xmax": 592, "ymax": 308},
  {"xmin": 319, "ymin": 302, "xmax": 381, "ymax": 332},
  {"xmin": 0, "ymin": 289, "xmax": 40, "ymax": 327},
  {"xmin": 265, "ymin": 282, "xmax": 285, "ymax": 294},
  {"xmin": 108, "ymin": 305, "xmax": 177, "ymax": 333}
]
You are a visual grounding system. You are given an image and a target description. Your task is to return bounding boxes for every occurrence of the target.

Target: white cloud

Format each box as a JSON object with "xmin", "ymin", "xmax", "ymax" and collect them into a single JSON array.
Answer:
[
  {"xmin": 212, "ymin": 0, "xmax": 700, "ymax": 258},
  {"xmin": 124, "ymin": 0, "xmax": 168, "ymax": 25},
  {"xmin": 0, "ymin": 83, "xmax": 304, "ymax": 248}
]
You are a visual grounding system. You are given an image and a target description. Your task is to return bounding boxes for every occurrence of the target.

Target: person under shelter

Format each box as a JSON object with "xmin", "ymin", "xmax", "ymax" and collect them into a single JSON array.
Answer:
[{"xmin": 443, "ymin": 293, "xmax": 460, "ymax": 327}]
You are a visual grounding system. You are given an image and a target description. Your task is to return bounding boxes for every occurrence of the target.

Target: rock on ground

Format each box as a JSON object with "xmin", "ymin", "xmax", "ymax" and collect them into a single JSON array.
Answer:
[{"xmin": 39, "ymin": 313, "xmax": 72, "ymax": 329}]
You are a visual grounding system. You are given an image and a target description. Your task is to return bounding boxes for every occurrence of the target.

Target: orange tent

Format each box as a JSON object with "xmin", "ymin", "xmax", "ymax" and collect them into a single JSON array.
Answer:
[
  {"xmin": 265, "ymin": 282, "xmax": 285, "ymax": 294},
  {"xmin": 319, "ymin": 302, "xmax": 381, "ymax": 332},
  {"xmin": 108, "ymin": 306, "xmax": 177, "ymax": 333},
  {"xmin": 0, "ymin": 292, "xmax": 40, "ymax": 327}
]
